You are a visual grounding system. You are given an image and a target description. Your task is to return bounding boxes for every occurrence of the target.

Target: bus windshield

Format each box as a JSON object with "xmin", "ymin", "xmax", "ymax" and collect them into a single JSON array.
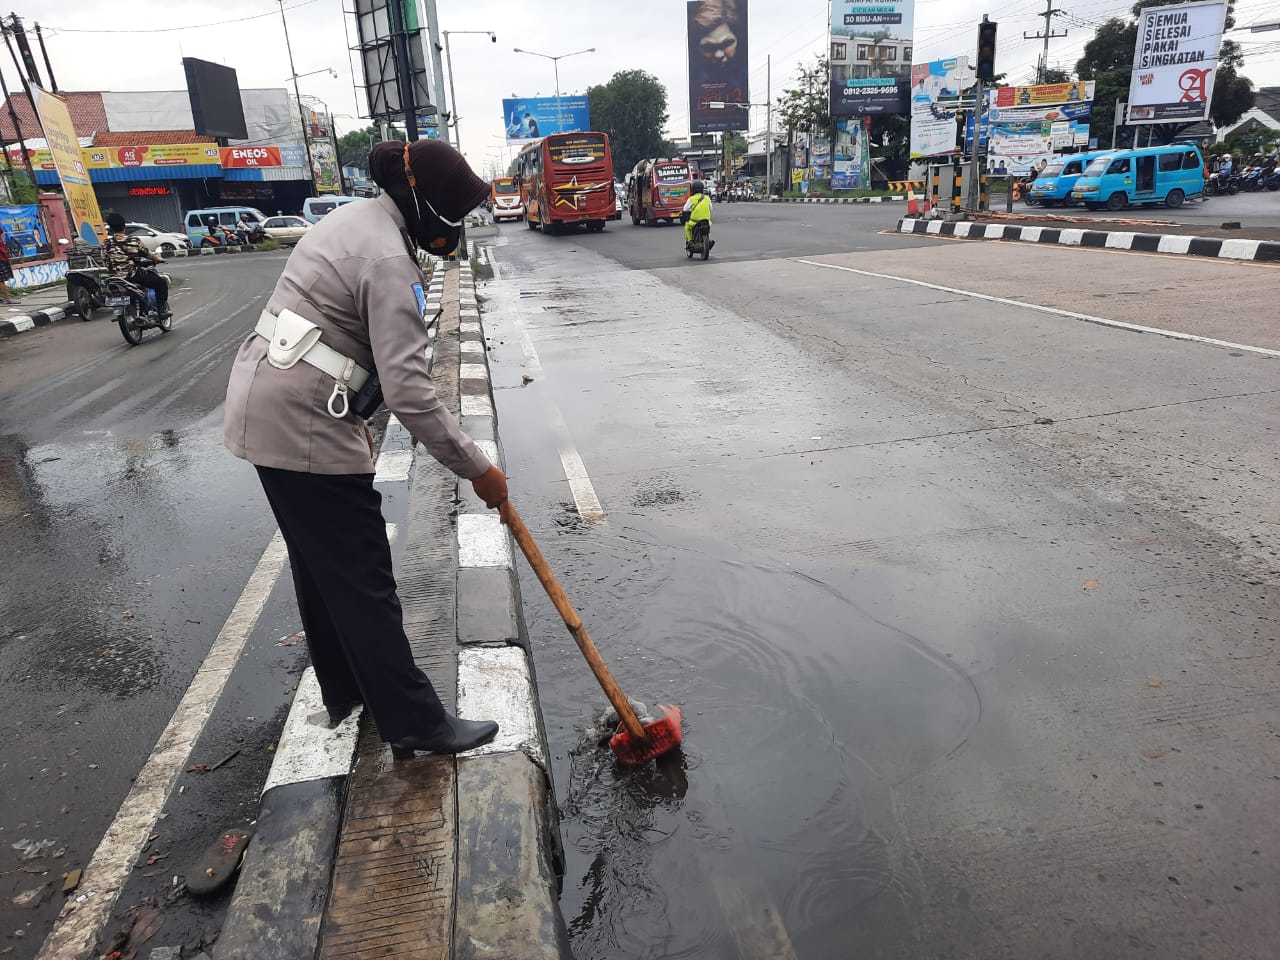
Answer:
[{"xmin": 548, "ymin": 134, "xmax": 607, "ymax": 167}]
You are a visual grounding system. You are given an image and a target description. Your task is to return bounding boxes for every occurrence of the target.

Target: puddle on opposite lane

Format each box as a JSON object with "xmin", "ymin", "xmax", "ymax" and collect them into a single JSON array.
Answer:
[{"xmin": 524, "ymin": 521, "xmax": 981, "ymax": 959}]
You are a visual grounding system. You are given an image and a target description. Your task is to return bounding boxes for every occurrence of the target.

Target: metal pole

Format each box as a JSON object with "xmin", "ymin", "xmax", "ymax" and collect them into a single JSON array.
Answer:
[
  {"xmin": 967, "ymin": 77, "xmax": 984, "ymax": 211},
  {"xmin": 444, "ymin": 32, "xmax": 459, "ymax": 147},
  {"xmin": 765, "ymin": 54, "xmax": 772, "ymax": 196},
  {"xmin": 33, "ymin": 22, "xmax": 55, "ymax": 93},
  {"xmin": 278, "ymin": 1, "xmax": 316, "ymax": 197},
  {"xmin": 5, "ymin": 16, "xmax": 41, "ymax": 89},
  {"xmin": 1112, "ymin": 100, "xmax": 1123, "ymax": 148},
  {"xmin": 0, "ymin": 60, "xmax": 33, "ymax": 185},
  {"xmin": 554, "ymin": 57, "xmax": 563, "ymax": 131}
]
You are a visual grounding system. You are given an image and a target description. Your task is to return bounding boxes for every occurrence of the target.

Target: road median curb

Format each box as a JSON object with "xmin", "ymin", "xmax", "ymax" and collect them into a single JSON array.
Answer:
[
  {"xmin": 771, "ymin": 195, "xmax": 905, "ymax": 204},
  {"xmin": 897, "ymin": 216, "xmax": 1280, "ymax": 262},
  {"xmin": 0, "ymin": 303, "xmax": 72, "ymax": 338}
]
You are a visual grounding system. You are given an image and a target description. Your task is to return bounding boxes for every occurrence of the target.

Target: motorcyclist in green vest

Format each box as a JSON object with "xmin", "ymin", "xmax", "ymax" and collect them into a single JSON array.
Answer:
[{"xmin": 682, "ymin": 179, "xmax": 713, "ymax": 249}]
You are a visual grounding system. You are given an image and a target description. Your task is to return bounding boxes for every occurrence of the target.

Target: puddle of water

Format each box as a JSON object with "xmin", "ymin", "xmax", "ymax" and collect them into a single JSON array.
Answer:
[{"xmin": 524, "ymin": 522, "xmax": 980, "ymax": 959}]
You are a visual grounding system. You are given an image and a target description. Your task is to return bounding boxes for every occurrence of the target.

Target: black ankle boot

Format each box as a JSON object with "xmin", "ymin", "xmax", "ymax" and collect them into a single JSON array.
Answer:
[
  {"xmin": 326, "ymin": 699, "xmax": 363, "ymax": 727},
  {"xmin": 390, "ymin": 714, "xmax": 499, "ymax": 760}
]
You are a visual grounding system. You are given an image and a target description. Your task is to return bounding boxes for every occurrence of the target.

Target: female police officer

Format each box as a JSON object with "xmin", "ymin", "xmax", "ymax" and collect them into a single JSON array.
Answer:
[{"xmin": 224, "ymin": 139, "xmax": 503, "ymax": 758}]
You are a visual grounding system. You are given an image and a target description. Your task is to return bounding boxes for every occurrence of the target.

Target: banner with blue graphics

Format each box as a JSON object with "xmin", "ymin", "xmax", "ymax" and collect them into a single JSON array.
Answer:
[{"xmin": 503, "ymin": 96, "xmax": 590, "ymax": 143}]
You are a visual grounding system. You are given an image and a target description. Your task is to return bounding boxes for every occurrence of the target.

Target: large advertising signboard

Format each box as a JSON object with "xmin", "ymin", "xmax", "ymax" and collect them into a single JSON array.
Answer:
[
  {"xmin": 1127, "ymin": 0, "xmax": 1226, "ymax": 124},
  {"xmin": 30, "ymin": 86, "xmax": 103, "ymax": 246},
  {"xmin": 910, "ymin": 56, "xmax": 971, "ymax": 159},
  {"xmin": 502, "ymin": 96, "xmax": 591, "ymax": 143},
  {"xmin": 688, "ymin": 0, "xmax": 749, "ymax": 133},
  {"xmin": 830, "ymin": 1, "xmax": 915, "ymax": 116}
]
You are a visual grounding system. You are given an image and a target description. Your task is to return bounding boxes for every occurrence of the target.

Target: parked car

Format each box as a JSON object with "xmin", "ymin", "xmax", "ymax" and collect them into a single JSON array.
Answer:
[
  {"xmin": 125, "ymin": 223, "xmax": 190, "ymax": 255},
  {"xmin": 261, "ymin": 215, "xmax": 311, "ymax": 245}
]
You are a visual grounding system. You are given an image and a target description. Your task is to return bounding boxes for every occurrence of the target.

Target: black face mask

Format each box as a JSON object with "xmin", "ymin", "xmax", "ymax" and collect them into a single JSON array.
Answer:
[{"xmin": 411, "ymin": 202, "xmax": 461, "ymax": 255}]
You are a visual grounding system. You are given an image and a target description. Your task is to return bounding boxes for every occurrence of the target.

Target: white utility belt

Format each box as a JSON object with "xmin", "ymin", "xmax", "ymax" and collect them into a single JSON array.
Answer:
[{"xmin": 255, "ymin": 309, "xmax": 369, "ymax": 419}]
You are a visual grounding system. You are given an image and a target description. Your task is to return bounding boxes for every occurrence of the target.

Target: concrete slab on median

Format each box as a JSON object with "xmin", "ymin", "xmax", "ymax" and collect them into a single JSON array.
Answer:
[{"xmin": 453, "ymin": 752, "xmax": 570, "ymax": 960}]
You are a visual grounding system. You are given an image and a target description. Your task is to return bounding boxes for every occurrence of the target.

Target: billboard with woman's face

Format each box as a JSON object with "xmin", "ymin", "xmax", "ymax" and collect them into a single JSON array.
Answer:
[{"xmin": 688, "ymin": 0, "xmax": 749, "ymax": 133}]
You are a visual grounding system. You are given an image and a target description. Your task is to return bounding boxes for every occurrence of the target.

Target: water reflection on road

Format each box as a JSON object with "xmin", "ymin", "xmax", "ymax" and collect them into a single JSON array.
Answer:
[{"xmin": 528, "ymin": 522, "xmax": 980, "ymax": 959}]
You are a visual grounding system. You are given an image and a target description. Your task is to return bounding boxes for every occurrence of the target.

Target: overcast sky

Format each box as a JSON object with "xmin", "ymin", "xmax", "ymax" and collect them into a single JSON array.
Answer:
[{"xmin": 33, "ymin": 0, "xmax": 1280, "ymax": 177}]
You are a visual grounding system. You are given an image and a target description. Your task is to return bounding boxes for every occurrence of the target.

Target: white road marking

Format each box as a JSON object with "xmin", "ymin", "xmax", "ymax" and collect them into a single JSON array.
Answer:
[
  {"xmin": 558, "ymin": 446, "xmax": 606, "ymax": 523},
  {"xmin": 457, "ymin": 514, "xmax": 513, "ymax": 568},
  {"xmin": 373, "ymin": 448, "xmax": 414, "ymax": 482},
  {"xmin": 261, "ymin": 668, "xmax": 362, "ymax": 795},
  {"xmin": 517, "ymin": 325, "xmax": 543, "ymax": 371},
  {"xmin": 793, "ymin": 258, "xmax": 1280, "ymax": 360},
  {"xmin": 35, "ymin": 532, "xmax": 289, "ymax": 960},
  {"xmin": 456, "ymin": 647, "xmax": 545, "ymax": 766}
]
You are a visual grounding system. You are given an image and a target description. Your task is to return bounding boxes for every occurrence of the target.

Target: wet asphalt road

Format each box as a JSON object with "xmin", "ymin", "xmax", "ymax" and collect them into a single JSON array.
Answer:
[
  {"xmin": 0, "ymin": 254, "xmax": 311, "ymax": 958},
  {"xmin": 478, "ymin": 212, "xmax": 1279, "ymax": 958},
  {"xmin": 2, "ymin": 201, "xmax": 1276, "ymax": 959}
]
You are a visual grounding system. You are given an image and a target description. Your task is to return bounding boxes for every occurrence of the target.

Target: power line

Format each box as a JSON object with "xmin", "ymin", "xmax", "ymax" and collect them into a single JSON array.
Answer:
[{"xmin": 45, "ymin": 0, "xmax": 320, "ymax": 35}]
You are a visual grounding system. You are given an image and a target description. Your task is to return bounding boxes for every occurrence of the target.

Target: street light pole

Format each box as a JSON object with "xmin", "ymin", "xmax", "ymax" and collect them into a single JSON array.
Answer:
[
  {"xmin": 512, "ymin": 47, "xmax": 596, "ymax": 133},
  {"xmin": 442, "ymin": 31, "xmax": 496, "ymax": 151},
  {"xmin": 277, "ymin": 0, "xmax": 316, "ymax": 197}
]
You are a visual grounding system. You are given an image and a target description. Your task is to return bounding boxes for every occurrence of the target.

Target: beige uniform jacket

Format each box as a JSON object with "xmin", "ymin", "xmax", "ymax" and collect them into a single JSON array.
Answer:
[{"xmin": 223, "ymin": 194, "xmax": 490, "ymax": 479}]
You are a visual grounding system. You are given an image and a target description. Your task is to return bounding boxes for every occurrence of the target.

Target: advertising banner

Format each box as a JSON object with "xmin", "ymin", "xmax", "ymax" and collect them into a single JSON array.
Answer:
[
  {"xmin": 502, "ymin": 96, "xmax": 591, "ymax": 142},
  {"xmin": 310, "ymin": 139, "xmax": 340, "ymax": 194},
  {"xmin": 830, "ymin": 1, "xmax": 915, "ymax": 116},
  {"xmin": 687, "ymin": 0, "xmax": 749, "ymax": 132},
  {"xmin": 11, "ymin": 144, "xmax": 224, "ymax": 170},
  {"xmin": 910, "ymin": 56, "xmax": 971, "ymax": 159},
  {"xmin": 0, "ymin": 204, "xmax": 48, "ymax": 259},
  {"xmin": 811, "ymin": 137, "xmax": 832, "ymax": 180},
  {"xmin": 220, "ymin": 146, "xmax": 282, "ymax": 168},
  {"xmin": 30, "ymin": 86, "xmax": 103, "ymax": 246},
  {"xmin": 832, "ymin": 119, "xmax": 870, "ymax": 189},
  {"xmin": 994, "ymin": 80, "xmax": 1094, "ymax": 108},
  {"xmin": 988, "ymin": 100, "xmax": 1092, "ymax": 123},
  {"xmin": 1127, "ymin": 0, "xmax": 1226, "ymax": 124}
]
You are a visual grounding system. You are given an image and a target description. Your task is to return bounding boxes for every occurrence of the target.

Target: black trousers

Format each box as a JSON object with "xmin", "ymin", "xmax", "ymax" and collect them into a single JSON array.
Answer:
[
  {"xmin": 134, "ymin": 270, "xmax": 169, "ymax": 310},
  {"xmin": 256, "ymin": 466, "xmax": 447, "ymax": 742}
]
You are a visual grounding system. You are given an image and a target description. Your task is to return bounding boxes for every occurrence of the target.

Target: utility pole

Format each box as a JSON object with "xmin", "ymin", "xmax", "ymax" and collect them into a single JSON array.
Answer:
[
  {"xmin": 33, "ymin": 22, "xmax": 55, "ymax": 93},
  {"xmin": 765, "ymin": 55, "xmax": 772, "ymax": 196},
  {"xmin": 967, "ymin": 77, "xmax": 984, "ymax": 210},
  {"xmin": 3, "ymin": 15, "xmax": 42, "ymax": 89},
  {"xmin": 1023, "ymin": 0, "xmax": 1067, "ymax": 84},
  {"xmin": 277, "ymin": 1, "xmax": 316, "ymax": 197}
]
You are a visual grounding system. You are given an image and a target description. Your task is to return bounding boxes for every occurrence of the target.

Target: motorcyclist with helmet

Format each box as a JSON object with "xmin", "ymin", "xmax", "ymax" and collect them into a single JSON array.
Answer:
[
  {"xmin": 681, "ymin": 179, "xmax": 714, "ymax": 252},
  {"xmin": 103, "ymin": 212, "xmax": 171, "ymax": 318}
]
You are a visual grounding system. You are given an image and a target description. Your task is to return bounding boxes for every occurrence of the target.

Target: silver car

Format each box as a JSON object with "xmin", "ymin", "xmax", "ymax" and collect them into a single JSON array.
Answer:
[{"xmin": 125, "ymin": 222, "xmax": 191, "ymax": 255}]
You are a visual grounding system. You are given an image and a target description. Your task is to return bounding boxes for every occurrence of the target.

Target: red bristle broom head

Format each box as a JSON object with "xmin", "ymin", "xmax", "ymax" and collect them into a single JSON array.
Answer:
[{"xmin": 609, "ymin": 704, "xmax": 683, "ymax": 766}]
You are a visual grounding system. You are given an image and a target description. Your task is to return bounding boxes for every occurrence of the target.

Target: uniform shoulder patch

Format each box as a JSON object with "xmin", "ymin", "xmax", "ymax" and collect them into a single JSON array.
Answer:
[{"xmin": 412, "ymin": 281, "xmax": 427, "ymax": 319}]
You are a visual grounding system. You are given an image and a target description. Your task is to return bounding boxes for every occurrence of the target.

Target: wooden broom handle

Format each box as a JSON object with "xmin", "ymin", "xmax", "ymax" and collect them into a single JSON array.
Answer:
[{"xmin": 503, "ymin": 503, "xmax": 648, "ymax": 742}]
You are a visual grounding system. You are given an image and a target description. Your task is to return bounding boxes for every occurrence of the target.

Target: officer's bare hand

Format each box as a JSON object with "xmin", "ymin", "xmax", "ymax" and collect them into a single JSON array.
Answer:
[{"xmin": 471, "ymin": 465, "xmax": 509, "ymax": 511}]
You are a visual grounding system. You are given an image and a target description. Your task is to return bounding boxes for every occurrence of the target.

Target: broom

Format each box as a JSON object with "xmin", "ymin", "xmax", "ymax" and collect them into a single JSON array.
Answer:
[{"xmin": 504, "ymin": 503, "xmax": 683, "ymax": 765}]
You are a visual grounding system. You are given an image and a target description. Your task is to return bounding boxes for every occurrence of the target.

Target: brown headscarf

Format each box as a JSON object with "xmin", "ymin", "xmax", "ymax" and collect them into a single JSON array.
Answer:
[{"xmin": 369, "ymin": 139, "xmax": 489, "ymax": 248}]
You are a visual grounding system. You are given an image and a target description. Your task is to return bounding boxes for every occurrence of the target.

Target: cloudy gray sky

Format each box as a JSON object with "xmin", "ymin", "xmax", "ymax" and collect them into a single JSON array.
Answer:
[{"xmin": 34, "ymin": 0, "xmax": 1280, "ymax": 176}]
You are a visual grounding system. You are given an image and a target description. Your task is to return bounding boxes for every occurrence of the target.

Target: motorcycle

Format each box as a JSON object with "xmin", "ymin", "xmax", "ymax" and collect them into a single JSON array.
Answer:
[
  {"xmin": 685, "ymin": 219, "xmax": 713, "ymax": 261},
  {"xmin": 1205, "ymin": 172, "xmax": 1240, "ymax": 196},
  {"xmin": 1239, "ymin": 167, "xmax": 1267, "ymax": 192},
  {"xmin": 107, "ymin": 271, "xmax": 172, "ymax": 346}
]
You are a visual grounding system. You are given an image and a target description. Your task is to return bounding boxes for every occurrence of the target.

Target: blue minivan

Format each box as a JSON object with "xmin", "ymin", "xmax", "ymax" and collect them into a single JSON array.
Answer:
[
  {"xmin": 1026, "ymin": 152, "xmax": 1105, "ymax": 207},
  {"xmin": 1071, "ymin": 145, "xmax": 1204, "ymax": 210}
]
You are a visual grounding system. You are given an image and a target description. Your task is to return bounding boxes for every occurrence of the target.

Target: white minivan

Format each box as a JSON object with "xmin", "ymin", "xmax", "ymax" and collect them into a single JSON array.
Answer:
[{"xmin": 302, "ymin": 196, "xmax": 362, "ymax": 223}]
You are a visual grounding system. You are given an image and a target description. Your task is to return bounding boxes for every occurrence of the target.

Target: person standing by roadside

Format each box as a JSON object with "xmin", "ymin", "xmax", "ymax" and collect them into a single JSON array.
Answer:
[
  {"xmin": 0, "ymin": 226, "xmax": 15, "ymax": 304},
  {"xmin": 223, "ymin": 139, "xmax": 503, "ymax": 758}
]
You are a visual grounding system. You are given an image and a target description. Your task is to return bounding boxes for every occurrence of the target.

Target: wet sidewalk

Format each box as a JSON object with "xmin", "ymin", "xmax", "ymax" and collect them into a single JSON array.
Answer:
[{"xmin": 214, "ymin": 260, "xmax": 571, "ymax": 960}]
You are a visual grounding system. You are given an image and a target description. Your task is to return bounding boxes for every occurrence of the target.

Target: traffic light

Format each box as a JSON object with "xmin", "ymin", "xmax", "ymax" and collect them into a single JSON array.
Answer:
[{"xmin": 976, "ymin": 17, "xmax": 998, "ymax": 82}]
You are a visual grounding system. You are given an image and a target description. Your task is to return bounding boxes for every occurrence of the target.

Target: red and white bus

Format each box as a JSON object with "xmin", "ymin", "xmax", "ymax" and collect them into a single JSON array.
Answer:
[
  {"xmin": 516, "ymin": 132, "xmax": 620, "ymax": 234},
  {"xmin": 627, "ymin": 157, "xmax": 692, "ymax": 225}
]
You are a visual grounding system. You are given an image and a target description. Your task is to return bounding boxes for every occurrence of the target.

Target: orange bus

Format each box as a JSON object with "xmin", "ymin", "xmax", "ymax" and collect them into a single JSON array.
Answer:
[
  {"xmin": 489, "ymin": 177, "xmax": 525, "ymax": 222},
  {"xmin": 627, "ymin": 157, "xmax": 692, "ymax": 225},
  {"xmin": 516, "ymin": 132, "xmax": 620, "ymax": 234}
]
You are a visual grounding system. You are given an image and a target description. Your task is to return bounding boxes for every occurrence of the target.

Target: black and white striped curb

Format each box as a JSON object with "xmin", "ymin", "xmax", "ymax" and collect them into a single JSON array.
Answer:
[
  {"xmin": 0, "ymin": 303, "xmax": 71, "ymax": 338},
  {"xmin": 452, "ymin": 247, "xmax": 572, "ymax": 957},
  {"xmin": 166, "ymin": 244, "xmax": 256, "ymax": 257},
  {"xmin": 214, "ymin": 272, "xmax": 448, "ymax": 960},
  {"xmin": 770, "ymin": 195, "xmax": 905, "ymax": 204},
  {"xmin": 897, "ymin": 217, "xmax": 1280, "ymax": 263}
]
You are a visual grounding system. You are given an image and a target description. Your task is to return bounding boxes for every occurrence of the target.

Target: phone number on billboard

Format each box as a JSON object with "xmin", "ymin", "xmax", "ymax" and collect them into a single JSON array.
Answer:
[{"xmin": 844, "ymin": 86, "xmax": 896, "ymax": 96}]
